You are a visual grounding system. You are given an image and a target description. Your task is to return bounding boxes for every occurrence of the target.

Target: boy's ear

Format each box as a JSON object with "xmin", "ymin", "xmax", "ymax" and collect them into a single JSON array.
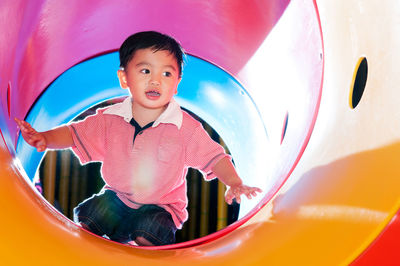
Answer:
[
  {"xmin": 175, "ymin": 77, "xmax": 182, "ymax": 94},
  {"xmin": 117, "ymin": 69, "xmax": 128, "ymax": 89}
]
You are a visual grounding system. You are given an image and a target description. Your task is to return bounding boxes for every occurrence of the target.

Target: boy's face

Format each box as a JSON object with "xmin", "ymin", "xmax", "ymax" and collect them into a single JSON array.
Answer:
[{"xmin": 117, "ymin": 48, "xmax": 181, "ymax": 112}]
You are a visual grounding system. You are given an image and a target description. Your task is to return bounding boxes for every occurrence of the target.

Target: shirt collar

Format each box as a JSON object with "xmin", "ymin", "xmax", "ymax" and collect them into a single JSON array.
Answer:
[{"xmin": 103, "ymin": 97, "xmax": 183, "ymax": 129}]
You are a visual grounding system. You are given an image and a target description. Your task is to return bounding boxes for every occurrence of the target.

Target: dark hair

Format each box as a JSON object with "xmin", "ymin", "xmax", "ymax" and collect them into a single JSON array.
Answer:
[{"xmin": 119, "ymin": 31, "xmax": 185, "ymax": 76}]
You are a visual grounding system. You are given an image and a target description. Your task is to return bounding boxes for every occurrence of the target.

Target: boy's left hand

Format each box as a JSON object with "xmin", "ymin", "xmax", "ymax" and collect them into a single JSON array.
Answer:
[{"xmin": 225, "ymin": 184, "xmax": 262, "ymax": 205}]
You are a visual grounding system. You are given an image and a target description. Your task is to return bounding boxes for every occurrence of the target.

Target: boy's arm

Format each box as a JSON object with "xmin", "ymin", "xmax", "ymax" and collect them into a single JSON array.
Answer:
[
  {"xmin": 212, "ymin": 156, "xmax": 262, "ymax": 204},
  {"xmin": 15, "ymin": 118, "xmax": 74, "ymax": 152}
]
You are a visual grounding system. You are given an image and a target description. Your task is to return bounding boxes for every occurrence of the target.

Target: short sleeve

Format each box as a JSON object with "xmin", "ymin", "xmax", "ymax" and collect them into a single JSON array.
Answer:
[
  {"xmin": 68, "ymin": 110, "xmax": 106, "ymax": 164},
  {"xmin": 185, "ymin": 124, "xmax": 231, "ymax": 180}
]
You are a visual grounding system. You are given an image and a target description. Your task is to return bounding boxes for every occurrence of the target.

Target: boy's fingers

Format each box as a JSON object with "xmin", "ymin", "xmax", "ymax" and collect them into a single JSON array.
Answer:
[
  {"xmin": 225, "ymin": 194, "xmax": 233, "ymax": 205},
  {"xmin": 231, "ymin": 189, "xmax": 241, "ymax": 204},
  {"xmin": 235, "ymin": 195, "xmax": 241, "ymax": 204},
  {"xmin": 15, "ymin": 118, "xmax": 31, "ymax": 130},
  {"xmin": 15, "ymin": 120, "xmax": 23, "ymax": 130},
  {"xmin": 226, "ymin": 189, "xmax": 241, "ymax": 205},
  {"xmin": 37, "ymin": 145, "xmax": 46, "ymax": 152},
  {"xmin": 15, "ymin": 117, "xmax": 25, "ymax": 126},
  {"xmin": 15, "ymin": 118, "xmax": 46, "ymax": 152},
  {"xmin": 16, "ymin": 123, "xmax": 28, "ymax": 132},
  {"xmin": 226, "ymin": 185, "xmax": 263, "ymax": 205}
]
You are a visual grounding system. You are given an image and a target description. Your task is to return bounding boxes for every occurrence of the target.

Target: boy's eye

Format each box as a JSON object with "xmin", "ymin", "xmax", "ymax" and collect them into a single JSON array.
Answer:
[
  {"xmin": 140, "ymin": 69, "xmax": 150, "ymax": 74},
  {"xmin": 163, "ymin": 72, "xmax": 172, "ymax": 77}
]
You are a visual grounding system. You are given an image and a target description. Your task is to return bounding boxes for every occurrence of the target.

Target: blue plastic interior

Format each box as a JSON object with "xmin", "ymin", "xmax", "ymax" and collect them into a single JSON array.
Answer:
[{"xmin": 15, "ymin": 52, "xmax": 269, "ymax": 217}]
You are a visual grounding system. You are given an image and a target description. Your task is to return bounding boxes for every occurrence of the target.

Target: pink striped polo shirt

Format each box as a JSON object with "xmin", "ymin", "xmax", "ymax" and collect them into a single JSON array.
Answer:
[{"xmin": 68, "ymin": 97, "xmax": 229, "ymax": 229}]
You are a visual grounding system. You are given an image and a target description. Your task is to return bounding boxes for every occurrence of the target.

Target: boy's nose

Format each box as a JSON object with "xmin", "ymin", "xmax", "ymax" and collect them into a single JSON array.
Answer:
[
  {"xmin": 150, "ymin": 75, "xmax": 161, "ymax": 86},
  {"xmin": 150, "ymin": 79, "xmax": 160, "ymax": 86}
]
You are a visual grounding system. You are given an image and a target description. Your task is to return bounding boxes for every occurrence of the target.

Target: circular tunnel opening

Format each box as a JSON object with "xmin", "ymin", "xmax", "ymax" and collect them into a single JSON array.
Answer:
[
  {"xmin": 12, "ymin": 2, "xmax": 326, "ymax": 249},
  {"xmin": 16, "ymin": 52, "xmax": 269, "ymax": 248},
  {"xmin": 12, "ymin": 0, "xmax": 325, "ymax": 251}
]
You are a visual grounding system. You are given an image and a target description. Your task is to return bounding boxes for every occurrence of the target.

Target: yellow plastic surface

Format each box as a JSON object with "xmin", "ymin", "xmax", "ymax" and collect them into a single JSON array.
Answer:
[{"xmin": 1, "ymin": 0, "xmax": 400, "ymax": 265}]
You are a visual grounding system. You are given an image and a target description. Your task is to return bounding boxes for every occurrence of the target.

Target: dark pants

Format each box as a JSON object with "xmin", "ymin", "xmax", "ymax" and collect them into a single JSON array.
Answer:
[{"xmin": 73, "ymin": 190, "xmax": 176, "ymax": 245}]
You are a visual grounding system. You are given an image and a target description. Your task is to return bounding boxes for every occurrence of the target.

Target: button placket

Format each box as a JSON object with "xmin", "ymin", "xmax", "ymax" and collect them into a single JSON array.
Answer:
[
  {"xmin": 133, "ymin": 131, "xmax": 144, "ymax": 150},
  {"xmin": 129, "ymin": 117, "xmax": 154, "ymax": 151}
]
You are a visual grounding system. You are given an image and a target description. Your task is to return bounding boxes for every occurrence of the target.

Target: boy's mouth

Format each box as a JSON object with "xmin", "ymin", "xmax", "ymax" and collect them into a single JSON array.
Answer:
[{"xmin": 145, "ymin": 90, "xmax": 161, "ymax": 99}]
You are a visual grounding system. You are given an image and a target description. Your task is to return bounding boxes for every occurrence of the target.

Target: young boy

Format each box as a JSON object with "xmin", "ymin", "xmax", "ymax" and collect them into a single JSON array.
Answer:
[{"xmin": 15, "ymin": 31, "xmax": 262, "ymax": 246}]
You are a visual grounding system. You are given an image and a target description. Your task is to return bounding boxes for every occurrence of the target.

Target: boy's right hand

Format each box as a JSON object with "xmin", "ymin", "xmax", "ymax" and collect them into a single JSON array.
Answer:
[{"xmin": 15, "ymin": 118, "xmax": 47, "ymax": 152}]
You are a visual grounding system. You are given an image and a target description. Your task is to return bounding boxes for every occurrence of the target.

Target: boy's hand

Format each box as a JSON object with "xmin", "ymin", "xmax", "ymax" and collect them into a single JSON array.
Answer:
[
  {"xmin": 15, "ymin": 118, "xmax": 47, "ymax": 152},
  {"xmin": 225, "ymin": 184, "xmax": 262, "ymax": 205}
]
